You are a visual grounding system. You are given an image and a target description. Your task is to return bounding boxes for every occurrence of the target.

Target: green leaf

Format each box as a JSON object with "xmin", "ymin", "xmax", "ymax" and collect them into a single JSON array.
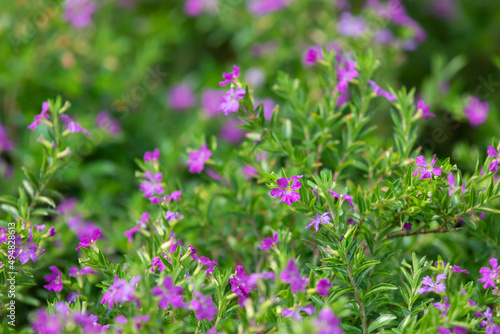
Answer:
[
  {"xmin": 367, "ymin": 314, "xmax": 397, "ymax": 333},
  {"xmin": 362, "ymin": 283, "xmax": 398, "ymax": 301},
  {"xmin": 1, "ymin": 204, "xmax": 19, "ymax": 218},
  {"xmin": 461, "ymin": 216, "xmax": 477, "ymax": 229}
]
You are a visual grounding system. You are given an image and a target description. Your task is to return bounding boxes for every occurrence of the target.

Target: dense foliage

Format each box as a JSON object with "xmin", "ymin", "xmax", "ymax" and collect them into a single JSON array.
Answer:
[{"xmin": 1, "ymin": 0, "xmax": 500, "ymax": 333}]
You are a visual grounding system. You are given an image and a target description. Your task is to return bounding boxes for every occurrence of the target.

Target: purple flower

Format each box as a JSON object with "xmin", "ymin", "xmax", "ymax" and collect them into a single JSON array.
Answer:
[
  {"xmin": 140, "ymin": 171, "xmax": 164, "ymax": 197},
  {"xmin": 14, "ymin": 232, "xmax": 38, "ymax": 264},
  {"xmin": 165, "ymin": 210, "xmax": 183, "ymax": 222},
  {"xmin": 69, "ymin": 266, "xmax": 96, "ymax": 277},
  {"xmin": 270, "ymin": 176, "xmax": 302, "ymax": 205},
  {"xmin": 336, "ymin": 90, "xmax": 350, "ymax": 107},
  {"xmin": 76, "ymin": 228, "xmax": 101, "ymax": 251},
  {"xmin": 434, "ymin": 297, "xmax": 450, "ymax": 317},
  {"xmin": 487, "ymin": 146, "xmax": 500, "ymax": 172},
  {"xmin": 280, "ymin": 259, "xmax": 308, "ymax": 294},
  {"xmin": 417, "ymin": 274, "xmax": 447, "ymax": 294},
  {"xmin": 0, "ymin": 228, "xmax": 7, "ymax": 243},
  {"xmin": 336, "ymin": 61, "xmax": 358, "ymax": 92},
  {"xmin": 337, "ymin": 12, "xmax": 366, "ymax": 37},
  {"xmin": 101, "ymin": 275, "xmax": 141, "ymax": 309},
  {"xmin": 452, "ymin": 265, "xmax": 469, "ymax": 274},
  {"xmin": 168, "ymin": 84, "xmax": 195, "ymax": 111},
  {"xmin": 190, "ymin": 292, "xmax": 218, "ymax": 320},
  {"xmin": 96, "ymin": 111, "xmax": 121, "ymax": 135},
  {"xmin": 31, "ymin": 309, "xmax": 61, "ymax": 334},
  {"xmin": 481, "ymin": 307, "xmax": 500, "ymax": 334},
  {"xmin": 465, "ymin": 97, "xmax": 489, "ymax": 127},
  {"xmin": 62, "ymin": 0, "xmax": 96, "ymax": 28},
  {"xmin": 317, "ymin": 279, "xmax": 332, "ymax": 296},
  {"xmin": 258, "ymin": 231, "xmax": 278, "ymax": 250},
  {"xmin": 218, "ymin": 88, "xmax": 246, "ymax": 115},
  {"xmin": 403, "ymin": 222, "xmax": 412, "ymax": 231},
  {"xmin": 417, "ymin": 100, "xmax": 435, "ymax": 119},
  {"xmin": 247, "ymin": 0, "xmax": 291, "ymax": 16},
  {"xmin": 447, "ymin": 173, "xmax": 466, "ymax": 196},
  {"xmin": 124, "ymin": 225, "xmax": 139, "ymax": 242},
  {"xmin": 202, "ymin": 89, "xmax": 226, "ymax": 117},
  {"xmin": 44, "ymin": 266, "xmax": 63, "ymax": 292},
  {"xmin": 144, "ymin": 148, "xmax": 160, "ymax": 163},
  {"xmin": 187, "ymin": 144, "xmax": 212, "ymax": 173},
  {"xmin": 327, "ymin": 190, "xmax": 354, "ymax": 211},
  {"xmin": 304, "ymin": 47, "xmax": 323, "ymax": 65},
  {"xmin": 184, "ymin": 0, "xmax": 218, "ymax": 16},
  {"xmin": 152, "ymin": 276, "xmax": 186, "ymax": 309},
  {"xmin": 368, "ymin": 80, "xmax": 396, "ymax": 101},
  {"xmin": 242, "ymin": 165, "xmax": 258, "ymax": 179},
  {"xmin": 133, "ymin": 315, "xmax": 149, "ymax": 329},
  {"xmin": 247, "ymin": 272, "xmax": 275, "ymax": 286},
  {"xmin": 28, "ymin": 101, "xmax": 50, "ymax": 131},
  {"xmin": 60, "ymin": 114, "xmax": 90, "ymax": 135},
  {"xmin": 245, "ymin": 68, "xmax": 266, "ymax": 87},
  {"xmin": 478, "ymin": 258, "xmax": 499, "ymax": 289},
  {"xmin": 219, "ymin": 65, "xmax": 241, "ymax": 87},
  {"xmin": 374, "ymin": 29, "xmax": 395, "ymax": 44},
  {"xmin": 0, "ymin": 121, "xmax": 14, "ymax": 152},
  {"xmin": 220, "ymin": 118, "xmax": 246, "ymax": 143},
  {"xmin": 282, "ymin": 305, "xmax": 315, "ymax": 321},
  {"xmin": 197, "ymin": 255, "xmax": 218, "ymax": 275},
  {"xmin": 151, "ymin": 254, "xmax": 167, "ymax": 272},
  {"xmin": 413, "ymin": 154, "xmax": 442, "ymax": 179},
  {"xmin": 306, "ymin": 212, "xmax": 331, "ymax": 232},
  {"xmin": 229, "ymin": 266, "xmax": 253, "ymax": 306},
  {"xmin": 312, "ymin": 308, "xmax": 344, "ymax": 334}
]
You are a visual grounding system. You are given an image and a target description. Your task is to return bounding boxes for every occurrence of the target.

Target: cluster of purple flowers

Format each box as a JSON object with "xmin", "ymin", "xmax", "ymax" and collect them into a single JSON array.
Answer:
[
  {"xmin": 217, "ymin": 65, "xmax": 246, "ymax": 116},
  {"xmin": 280, "ymin": 259, "xmax": 309, "ymax": 293},
  {"xmin": 101, "ymin": 275, "xmax": 141, "ymax": 309},
  {"xmin": 187, "ymin": 143, "xmax": 212, "ymax": 174},
  {"xmin": 28, "ymin": 101, "xmax": 89, "ymax": 135}
]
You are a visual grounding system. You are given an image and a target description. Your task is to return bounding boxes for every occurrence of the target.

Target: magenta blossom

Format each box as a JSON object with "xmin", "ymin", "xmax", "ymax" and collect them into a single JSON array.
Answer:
[
  {"xmin": 44, "ymin": 266, "xmax": 63, "ymax": 292},
  {"xmin": 438, "ymin": 327, "xmax": 467, "ymax": 334},
  {"xmin": 62, "ymin": 0, "xmax": 96, "ymax": 28},
  {"xmin": 247, "ymin": 0, "xmax": 291, "ymax": 16},
  {"xmin": 280, "ymin": 259, "xmax": 308, "ymax": 294},
  {"xmin": 487, "ymin": 146, "xmax": 500, "ymax": 172},
  {"xmin": 258, "ymin": 231, "xmax": 278, "ymax": 250},
  {"xmin": 242, "ymin": 165, "xmax": 258, "ymax": 179},
  {"xmin": 202, "ymin": 89, "xmax": 226, "ymax": 117},
  {"xmin": 219, "ymin": 65, "xmax": 240, "ymax": 87},
  {"xmin": 220, "ymin": 118, "xmax": 246, "ymax": 143},
  {"xmin": 76, "ymin": 228, "xmax": 101, "ymax": 251},
  {"xmin": 368, "ymin": 80, "xmax": 396, "ymax": 101},
  {"xmin": 28, "ymin": 101, "xmax": 50, "ymax": 131},
  {"xmin": 61, "ymin": 114, "xmax": 90, "ymax": 135},
  {"xmin": 31, "ymin": 309, "xmax": 61, "ymax": 334},
  {"xmin": 434, "ymin": 297, "xmax": 450, "ymax": 318},
  {"xmin": 152, "ymin": 276, "xmax": 186, "ymax": 309},
  {"xmin": 304, "ymin": 47, "xmax": 323, "ymax": 65},
  {"xmin": 447, "ymin": 173, "xmax": 465, "ymax": 197},
  {"xmin": 187, "ymin": 144, "xmax": 212, "ymax": 173},
  {"xmin": 144, "ymin": 148, "xmax": 160, "ymax": 163},
  {"xmin": 149, "ymin": 190, "xmax": 182, "ymax": 205},
  {"xmin": 336, "ymin": 61, "xmax": 358, "ymax": 92},
  {"xmin": 417, "ymin": 100, "xmax": 435, "ymax": 119},
  {"xmin": 190, "ymin": 292, "xmax": 218, "ymax": 320},
  {"xmin": 197, "ymin": 255, "xmax": 218, "ymax": 275},
  {"xmin": 327, "ymin": 190, "xmax": 354, "ymax": 211},
  {"xmin": 337, "ymin": 12, "xmax": 366, "ymax": 36},
  {"xmin": 168, "ymin": 84, "xmax": 195, "ymax": 111},
  {"xmin": 140, "ymin": 171, "xmax": 164, "ymax": 197},
  {"xmin": 69, "ymin": 266, "xmax": 96, "ymax": 277},
  {"xmin": 14, "ymin": 232, "xmax": 38, "ymax": 264},
  {"xmin": 282, "ymin": 305, "xmax": 315, "ymax": 321},
  {"xmin": 317, "ymin": 278, "xmax": 332, "ymax": 296},
  {"xmin": 218, "ymin": 88, "xmax": 246, "ymax": 115},
  {"xmin": 96, "ymin": 111, "xmax": 121, "ymax": 135},
  {"xmin": 478, "ymin": 258, "xmax": 499, "ymax": 289},
  {"xmin": 247, "ymin": 272, "xmax": 275, "ymax": 286},
  {"xmin": 306, "ymin": 212, "xmax": 331, "ymax": 231},
  {"xmin": 452, "ymin": 265, "xmax": 469, "ymax": 274},
  {"xmin": 413, "ymin": 154, "xmax": 442, "ymax": 179},
  {"xmin": 465, "ymin": 97, "xmax": 489, "ymax": 127},
  {"xmin": 184, "ymin": 0, "xmax": 218, "ymax": 17},
  {"xmin": 0, "ymin": 121, "xmax": 15, "ymax": 152},
  {"xmin": 270, "ymin": 175, "xmax": 302, "ymax": 205},
  {"xmin": 229, "ymin": 266, "xmax": 253, "ymax": 306},
  {"xmin": 417, "ymin": 274, "xmax": 447, "ymax": 294},
  {"xmin": 313, "ymin": 308, "xmax": 344, "ymax": 334},
  {"xmin": 101, "ymin": 275, "xmax": 141, "ymax": 309}
]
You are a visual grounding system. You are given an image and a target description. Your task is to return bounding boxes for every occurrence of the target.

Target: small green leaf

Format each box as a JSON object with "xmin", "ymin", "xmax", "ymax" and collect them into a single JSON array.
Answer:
[{"xmin": 367, "ymin": 314, "xmax": 397, "ymax": 333}]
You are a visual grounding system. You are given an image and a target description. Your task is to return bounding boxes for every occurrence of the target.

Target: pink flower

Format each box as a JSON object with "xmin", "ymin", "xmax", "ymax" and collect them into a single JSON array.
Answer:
[
  {"xmin": 62, "ymin": 0, "xmax": 96, "ymax": 28},
  {"xmin": 247, "ymin": 0, "xmax": 291, "ymax": 16},
  {"xmin": 487, "ymin": 146, "xmax": 500, "ymax": 172},
  {"xmin": 202, "ymin": 89, "xmax": 226, "ymax": 117},
  {"xmin": 152, "ymin": 276, "xmax": 186, "ymax": 309},
  {"xmin": 68, "ymin": 266, "xmax": 96, "ymax": 277},
  {"xmin": 187, "ymin": 144, "xmax": 212, "ymax": 173},
  {"xmin": 96, "ymin": 111, "xmax": 121, "ymax": 135},
  {"xmin": 242, "ymin": 165, "xmax": 258, "ymax": 179},
  {"xmin": 312, "ymin": 308, "xmax": 343, "ymax": 334},
  {"xmin": 13, "ymin": 232, "xmax": 38, "ymax": 264},
  {"xmin": 101, "ymin": 275, "xmax": 141, "ymax": 309},
  {"xmin": 270, "ymin": 176, "xmax": 302, "ymax": 205},
  {"xmin": 190, "ymin": 292, "xmax": 218, "ymax": 320},
  {"xmin": 417, "ymin": 274, "xmax": 447, "ymax": 294},
  {"xmin": 414, "ymin": 154, "xmax": 442, "ymax": 179},
  {"xmin": 139, "ymin": 171, "xmax": 164, "ymax": 197},
  {"xmin": 280, "ymin": 259, "xmax": 308, "ymax": 294},
  {"xmin": 219, "ymin": 65, "xmax": 240, "ymax": 87},
  {"xmin": 368, "ymin": 80, "xmax": 396, "ymax": 101},
  {"xmin": 327, "ymin": 190, "xmax": 354, "ymax": 211},
  {"xmin": 184, "ymin": 0, "xmax": 218, "ymax": 17},
  {"xmin": 306, "ymin": 212, "xmax": 331, "ymax": 231},
  {"xmin": 44, "ymin": 266, "xmax": 63, "ymax": 292},
  {"xmin": 304, "ymin": 47, "xmax": 323, "ymax": 65},
  {"xmin": 258, "ymin": 231, "xmax": 278, "ymax": 250},
  {"xmin": 168, "ymin": 84, "xmax": 195, "ymax": 111},
  {"xmin": 316, "ymin": 278, "xmax": 332, "ymax": 296},
  {"xmin": 229, "ymin": 266, "xmax": 253, "ymax": 307},
  {"xmin": 434, "ymin": 297, "xmax": 450, "ymax": 318},
  {"xmin": 336, "ymin": 61, "xmax": 358, "ymax": 92},
  {"xmin": 143, "ymin": 148, "xmax": 160, "ymax": 163},
  {"xmin": 337, "ymin": 12, "xmax": 366, "ymax": 36},
  {"xmin": 220, "ymin": 118, "xmax": 245, "ymax": 144},
  {"xmin": 478, "ymin": 258, "xmax": 499, "ymax": 289},
  {"xmin": 218, "ymin": 88, "xmax": 246, "ymax": 115},
  {"xmin": 0, "ymin": 121, "xmax": 15, "ymax": 152},
  {"xmin": 465, "ymin": 97, "xmax": 489, "ymax": 127},
  {"xmin": 28, "ymin": 101, "xmax": 50, "ymax": 131},
  {"xmin": 282, "ymin": 305, "xmax": 315, "ymax": 321},
  {"xmin": 76, "ymin": 228, "xmax": 101, "ymax": 251},
  {"xmin": 417, "ymin": 100, "xmax": 435, "ymax": 119},
  {"xmin": 61, "ymin": 114, "xmax": 90, "ymax": 135}
]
